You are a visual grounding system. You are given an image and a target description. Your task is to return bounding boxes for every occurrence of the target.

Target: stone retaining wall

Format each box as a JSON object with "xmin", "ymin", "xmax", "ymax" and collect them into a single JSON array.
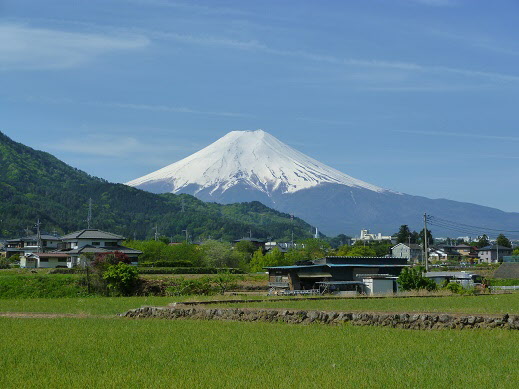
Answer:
[{"xmin": 122, "ymin": 306, "xmax": 519, "ymax": 330}]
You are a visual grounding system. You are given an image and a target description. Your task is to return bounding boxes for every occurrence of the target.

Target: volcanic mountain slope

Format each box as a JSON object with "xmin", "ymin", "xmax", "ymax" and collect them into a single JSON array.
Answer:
[
  {"xmin": 0, "ymin": 131, "xmax": 314, "ymax": 240},
  {"xmin": 127, "ymin": 130, "xmax": 519, "ymax": 237}
]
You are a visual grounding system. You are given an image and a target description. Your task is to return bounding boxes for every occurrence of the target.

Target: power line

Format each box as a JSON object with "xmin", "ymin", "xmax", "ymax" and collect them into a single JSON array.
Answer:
[{"xmin": 427, "ymin": 215, "xmax": 519, "ymax": 234}]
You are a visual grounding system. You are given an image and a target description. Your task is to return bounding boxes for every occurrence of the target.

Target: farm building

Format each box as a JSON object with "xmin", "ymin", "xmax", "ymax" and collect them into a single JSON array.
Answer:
[{"xmin": 266, "ymin": 256, "xmax": 408, "ymax": 295}]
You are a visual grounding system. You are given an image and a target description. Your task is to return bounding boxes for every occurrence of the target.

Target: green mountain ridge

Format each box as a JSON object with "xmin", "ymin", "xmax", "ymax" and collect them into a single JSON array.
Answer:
[{"xmin": 0, "ymin": 131, "xmax": 314, "ymax": 241}]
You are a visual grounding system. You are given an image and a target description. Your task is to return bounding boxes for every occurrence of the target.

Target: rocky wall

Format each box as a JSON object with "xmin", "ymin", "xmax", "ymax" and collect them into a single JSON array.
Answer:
[{"xmin": 122, "ymin": 306, "xmax": 519, "ymax": 330}]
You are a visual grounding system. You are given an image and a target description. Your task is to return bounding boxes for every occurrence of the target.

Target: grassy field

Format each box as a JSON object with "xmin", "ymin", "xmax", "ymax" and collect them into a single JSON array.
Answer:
[
  {"xmin": 0, "ymin": 293, "xmax": 518, "ymax": 316},
  {"xmin": 215, "ymin": 293, "xmax": 519, "ymax": 315},
  {"xmin": 0, "ymin": 317, "xmax": 518, "ymax": 388}
]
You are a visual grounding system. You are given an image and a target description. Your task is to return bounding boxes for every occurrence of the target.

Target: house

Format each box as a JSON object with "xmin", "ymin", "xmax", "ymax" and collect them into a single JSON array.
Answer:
[
  {"xmin": 266, "ymin": 256, "xmax": 408, "ymax": 295},
  {"xmin": 57, "ymin": 229, "xmax": 142, "ymax": 267},
  {"xmin": 391, "ymin": 243, "xmax": 422, "ymax": 261},
  {"xmin": 5, "ymin": 234, "xmax": 61, "ymax": 258},
  {"xmin": 477, "ymin": 245, "xmax": 513, "ymax": 264},
  {"xmin": 453, "ymin": 244, "xmax": 478, "ymax": 258},
  {"xmin": 264, "ymin": 241, "xmax": 298, "ymax": 253},
  {"xmin": 428, "ymin": 248, "xmax": 449, "ymax": 262},
  {"xmin": 20, "ymin": 252, "xmax": 69, "ymax": 269},
  {"xmin": 233, "ymin": 237, "xmax": 267, "ymax": 252}
]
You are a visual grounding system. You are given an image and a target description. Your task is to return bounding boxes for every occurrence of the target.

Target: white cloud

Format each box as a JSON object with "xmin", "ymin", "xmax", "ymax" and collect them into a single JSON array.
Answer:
[
  {"xmin": 92, "ymin": 101, "xmax": 254, "ymax": 118},
  {"xmin": 0, "ymin": 23, "xmax": 149, "ymax": 70}
]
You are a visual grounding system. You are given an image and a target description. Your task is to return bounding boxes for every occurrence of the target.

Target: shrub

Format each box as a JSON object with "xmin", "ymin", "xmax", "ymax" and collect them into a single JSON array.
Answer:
[
  {"xmin": 397, "ymin": 267, "xmax": 437, "ymax": 291},
  {"xmin": 102, "ymin": 263, "xmax": 139, "ymax": 296}
]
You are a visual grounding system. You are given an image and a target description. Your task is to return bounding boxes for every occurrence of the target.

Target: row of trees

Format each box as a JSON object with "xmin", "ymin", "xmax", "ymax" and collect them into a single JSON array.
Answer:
[{"xmin": 125, "ymin": 237, "xmax": 396, "ymax": 272}]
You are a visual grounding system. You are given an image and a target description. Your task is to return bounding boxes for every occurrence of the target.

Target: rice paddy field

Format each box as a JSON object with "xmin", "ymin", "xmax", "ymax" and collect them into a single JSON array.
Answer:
[{"xmin": 1, "ymin": 294, "xmax": 519, "ymax": 388}]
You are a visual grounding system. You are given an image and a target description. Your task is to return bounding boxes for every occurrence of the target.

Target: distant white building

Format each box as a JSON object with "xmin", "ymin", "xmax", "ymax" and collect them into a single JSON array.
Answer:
[{"xmin": 351, "ymin": 229, "xmax": 394, "ymax": 244}]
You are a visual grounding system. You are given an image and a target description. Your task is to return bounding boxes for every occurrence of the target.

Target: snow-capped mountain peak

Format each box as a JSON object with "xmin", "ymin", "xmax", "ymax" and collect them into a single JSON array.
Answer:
[{"xmin": 126, "ymin": 129, "xmax": 388, "ymax": 195}]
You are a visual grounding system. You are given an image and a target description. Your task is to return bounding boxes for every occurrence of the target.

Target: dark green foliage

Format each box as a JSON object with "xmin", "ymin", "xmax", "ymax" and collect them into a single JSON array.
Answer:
[
  {"xmin": 0, "ymin": 132, "xmax": 314, "ymax": 240},
  {"xmin": 138, "ymin": 260, "xmax": 193, "ymax": 268},
  {"xmin": 496, "ymin": 234, "xmax": 512, "ymax": 248},
  {"xmin": 397, "ymin": 267, "xmax": 437, "ymax": 291},
  {"xmin": 476, "ymin": 234, "xmax": 490, "ymax": 248},
  {"xmin": 102, "ymin": 263, "xmax": 139, "ymax": 296}
]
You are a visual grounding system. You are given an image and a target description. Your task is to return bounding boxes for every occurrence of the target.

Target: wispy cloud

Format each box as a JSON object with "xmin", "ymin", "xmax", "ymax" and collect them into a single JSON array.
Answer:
[
  {"xmin": 3, "ymin": 95, "xmax": 252, "ymax": 119},
  {"xmin": 47, "ymin": 133, "xmax": 191, "ymax": 158},
  {"xmin": 395, "ymin": 129, "xmax": 519, "ymax": 142},
  {"xmin": 0, "ymin": 23, "xmax": 149, "ymax": 70},
  {"xmin": 97, "ymin": 101, "xmax": 254, "ymax": 118},
  {"xmin": 122, "ymin": 0, "xmax": 247, "ymax": 16}
]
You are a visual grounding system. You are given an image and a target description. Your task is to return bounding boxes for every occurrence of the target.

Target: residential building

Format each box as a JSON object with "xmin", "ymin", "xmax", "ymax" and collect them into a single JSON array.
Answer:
[
  {"xmin": 5, "ymin": 234, "xmax": 61, "ymax": 258},
  {"xmin": 391, "ymin": 243, "xmax": 422, "ymax": 261},
  {"xmin": 58, "ymin": 229, "xmax": 142, "ymax": 267},
  {"xmin": 477, "ymin": 245, "xmax": 513, "ymax": 263}
]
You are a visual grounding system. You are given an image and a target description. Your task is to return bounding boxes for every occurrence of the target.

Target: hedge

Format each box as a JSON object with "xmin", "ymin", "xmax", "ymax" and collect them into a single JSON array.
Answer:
[
  {"xmin": 138, "ymin": 260, "xmax": 193, "ymax": 268},
  {"xmin": 137, "ymin": 267, "xmax": 245, "ymax": 275}
]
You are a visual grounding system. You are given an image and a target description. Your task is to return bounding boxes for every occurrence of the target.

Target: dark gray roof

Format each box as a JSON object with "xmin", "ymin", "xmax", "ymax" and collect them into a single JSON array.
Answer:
[
  {"xmin": 62, "ymin": 245, "xmax": 141, "ymax": 255},
  {"xmin": 493, "ymin": 263, "xmax": 519, "ymax": 279},
  {"xmin": 478, "ymin": 245, "xmax": 513, "ymax": 251},
  {"xmin": 7, "ymin": 234, "xmax": 61, "ymax": 242},
  {"xmin": 391, "ymin": 243, "xmax": 422, "ymax": 250},
  {"xmin": 61, "ymin": 229, "xmax": 125, "ymax": 241}
]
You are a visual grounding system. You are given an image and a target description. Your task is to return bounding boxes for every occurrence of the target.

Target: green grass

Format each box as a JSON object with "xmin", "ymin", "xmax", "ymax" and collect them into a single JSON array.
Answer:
[
  {"xmin": 215, "ymin": 293, "xmax": 519, "ymax": 315},
  {"xmin": 0, "ymin": 274, "xmax": 87, "ymax": 298},
  {"xmin": 0, "ymin": 317, "xmax": 518, "ymax": 388}
]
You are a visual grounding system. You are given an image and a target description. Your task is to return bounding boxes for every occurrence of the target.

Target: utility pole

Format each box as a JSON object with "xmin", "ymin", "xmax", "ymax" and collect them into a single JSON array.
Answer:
[
  {"xmin": 496, "ymin": 238, "xmax": 499, "ymax": 264},
  {"xmin": 87, "ymin": 198, "xmax": 92, "ymax": 229},
  {"xmin": 35, "ymin": 218, "xmax": 42, "ymax": 269},
  {"xmin": 290, "ymin": 213, "xmax": 294, "ymax": 247},
  {"xmin": 154, "ymin": 225, "xmax": 159, "ymax": 241},
  {"xmin": 423, "ymin": 213, "xmax": 429, "ymax": 272},
  {"xmin": 182, "ymin": 229, "xmax": 188, "ymax": 244}
]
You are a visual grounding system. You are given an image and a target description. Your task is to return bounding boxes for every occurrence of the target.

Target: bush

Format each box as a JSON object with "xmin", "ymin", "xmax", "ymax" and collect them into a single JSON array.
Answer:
[
  {"xmin": 102, "ymin": 263, "xmax": 139, "ymax": 296},
  {"xmin": 397, "ymin": 267, "xmax": 437, "ymax": 292}
]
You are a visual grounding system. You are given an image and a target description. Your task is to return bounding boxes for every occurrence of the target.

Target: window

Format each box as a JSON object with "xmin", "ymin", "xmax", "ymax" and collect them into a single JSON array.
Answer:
[
  {"xmin": 58, "ymin": 258, "xmax": 67, "ymax": 263},
  {"xmin": 104, "ymin": 242, "xmax": 118, "ymax": 247},
  {"xmin": 92, "ymin": 242, "xmax": 100, "ymax": 246}
]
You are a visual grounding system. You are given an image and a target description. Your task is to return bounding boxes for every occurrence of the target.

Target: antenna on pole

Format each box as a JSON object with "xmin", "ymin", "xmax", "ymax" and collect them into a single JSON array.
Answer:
[
  {"xmin": 423, "ymin": 213, "xmax": 429, "ymax": 272},
  {"xmin": 87, "ymin": 198, "xmax": 93, "ymax": 229}
]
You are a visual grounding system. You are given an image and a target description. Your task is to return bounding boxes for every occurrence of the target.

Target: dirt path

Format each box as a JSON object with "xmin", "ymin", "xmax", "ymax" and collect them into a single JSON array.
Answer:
[{"xmin": 0, "ymin": 312, "xmax": 112, "ymax": 319}]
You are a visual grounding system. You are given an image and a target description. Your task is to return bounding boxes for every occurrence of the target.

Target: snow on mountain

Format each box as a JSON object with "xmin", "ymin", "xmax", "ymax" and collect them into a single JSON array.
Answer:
[{"xmin": 126, "ymin": 130, "xmax": 388, "ymax": 196}]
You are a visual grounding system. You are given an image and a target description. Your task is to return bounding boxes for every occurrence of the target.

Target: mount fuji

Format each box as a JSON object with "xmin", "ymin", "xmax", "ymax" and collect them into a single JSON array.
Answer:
[{"xmin": 127, "ymin": 130, "xmax": 519, "ymax": 237}]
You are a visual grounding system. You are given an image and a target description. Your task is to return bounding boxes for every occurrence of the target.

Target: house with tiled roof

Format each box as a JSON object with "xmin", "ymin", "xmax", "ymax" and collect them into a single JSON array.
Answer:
[{"xmin": 57, "ymin": 229, "xmax": 142, "ymax": 267}]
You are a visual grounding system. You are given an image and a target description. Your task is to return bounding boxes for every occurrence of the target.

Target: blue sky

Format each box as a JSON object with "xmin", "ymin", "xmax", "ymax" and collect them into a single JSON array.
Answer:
[{"xmin": 1, "ymin": 0, "xmax": 518, "ymax": 212}]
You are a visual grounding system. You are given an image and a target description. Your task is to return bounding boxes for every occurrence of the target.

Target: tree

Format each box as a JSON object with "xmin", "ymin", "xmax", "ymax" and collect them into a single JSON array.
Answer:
[
  {"xmin": 476, "ymin": 234, "xmax": 490, "ymax": 248},
  {"xmin": 300, "ymin": 238, "xmax": 330, "ymax": 260},
  {"xmin": 396, "ymin": 225, "xmax": 411, "ymax": 244},
  {"xmin": 513, "ymin": 247, "xmax": 519, "ymax": 256},
  {"xmin": 345, "ymin": 246, "xmax": 377, "ymax": 257},
  {"xmin": 496, "ymin": 234, "xmax": 512, "ymax": 248},
  {"xmin": 249, "ymin": 248, "xmax": 286, "ymax": 272},
  {"xmin": 397, "ymin": 267, "xmax": 436, "ymax": 291},
  {"xmin": 418, "ymin": 228, "xmax": 433, "ymax": 246}
]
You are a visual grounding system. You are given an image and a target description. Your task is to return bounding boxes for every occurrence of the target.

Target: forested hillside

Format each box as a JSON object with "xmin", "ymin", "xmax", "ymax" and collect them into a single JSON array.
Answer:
[{"xmin": 0, "ymin": 132, "xmax": 314, "ymax": 241}]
